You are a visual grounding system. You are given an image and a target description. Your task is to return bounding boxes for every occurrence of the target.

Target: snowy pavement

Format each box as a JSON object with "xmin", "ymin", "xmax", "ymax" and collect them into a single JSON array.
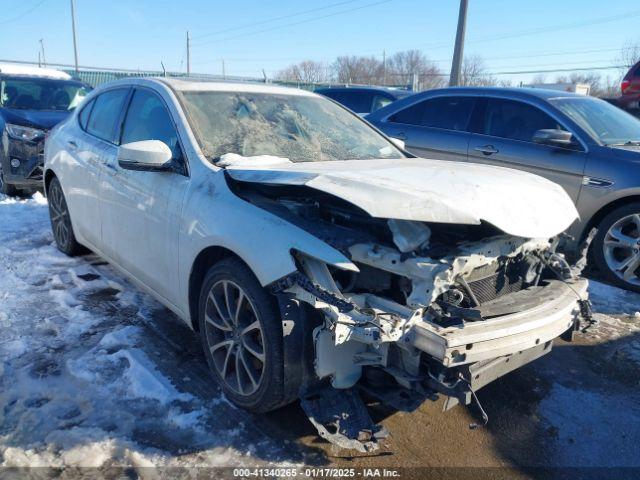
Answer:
[
  {"xmin": 1, "ymin": 193, "xmax": 640, "ymax": 474},
  {"xmin": 0, "ymin": 194, "xmax": 304, "ymax": 469}
]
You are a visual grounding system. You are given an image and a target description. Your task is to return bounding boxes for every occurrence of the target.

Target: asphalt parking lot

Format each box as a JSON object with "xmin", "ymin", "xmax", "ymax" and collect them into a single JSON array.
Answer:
[{"xmin": 1, "ymin": 194, "xmax": 640, "ymax": 478}]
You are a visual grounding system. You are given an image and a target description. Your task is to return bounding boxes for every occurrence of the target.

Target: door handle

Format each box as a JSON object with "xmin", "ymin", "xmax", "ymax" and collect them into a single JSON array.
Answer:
[
  {"xmin": 474, "ymin": 145, "xmax": 499, "ymax": 155},
  {"xmin": 67, "ymin": 140, "xmax": 78, "ymax": 151}
]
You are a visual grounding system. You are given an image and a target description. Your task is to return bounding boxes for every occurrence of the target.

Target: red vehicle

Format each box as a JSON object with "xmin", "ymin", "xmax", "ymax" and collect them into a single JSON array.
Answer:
[{"xmin": 620, "ymin": 60, "xmax": 640, "ymax": 114}]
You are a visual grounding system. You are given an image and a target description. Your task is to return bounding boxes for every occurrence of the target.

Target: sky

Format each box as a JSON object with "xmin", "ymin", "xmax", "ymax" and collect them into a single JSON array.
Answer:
[{"xmin": 1, "ymin": 0, "xmax": 638, "ymax": 84}]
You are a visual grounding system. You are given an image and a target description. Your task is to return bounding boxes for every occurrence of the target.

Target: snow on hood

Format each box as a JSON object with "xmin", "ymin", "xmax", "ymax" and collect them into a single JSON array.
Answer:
[
  {"xmin": 225, "ymin": 158, "xmax": 579, "ymax": 239},
  {"xmin": 216, "ymin": 153, "xmax": 292, "ymax": 167}
]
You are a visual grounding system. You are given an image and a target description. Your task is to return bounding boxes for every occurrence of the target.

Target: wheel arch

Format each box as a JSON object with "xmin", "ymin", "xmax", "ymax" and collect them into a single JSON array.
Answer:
[
  {"xmin": 582, "ymin": 194, "xmax": 640, "ymax": 242},
  {"xmin": 188, "ymin": 245, "xmax": 251, "ymax": 331},
  {"xmin": 44, "ymin": 168, "xmax": 57, "ymax": 195}
]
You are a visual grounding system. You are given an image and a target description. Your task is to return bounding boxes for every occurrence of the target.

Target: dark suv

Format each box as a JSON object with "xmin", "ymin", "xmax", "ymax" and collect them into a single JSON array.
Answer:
[
  {"xmin": 0, "ymin": 66, "xmax": 90, "ymax": 195},
  {"xmin": 619, "ymin": 60, "xmax": 640, "ymax": 116},
  {"xmin": 368, "ymin": 87, "xmax": 640, "ymax": 292},
  {"xmin": 315, "ymin": 86, "xmax": 412, "ymax": 115}
]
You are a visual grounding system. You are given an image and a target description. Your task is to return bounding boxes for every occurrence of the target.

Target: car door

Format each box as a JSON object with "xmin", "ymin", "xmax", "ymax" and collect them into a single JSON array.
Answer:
[
  {"xmin": 379, "ymin": 95, "xmax": 476, "ymax": 161},
  {"xmin": 468, "ymin": 97, "xmax": 587, "ymax": 202},
  {"xmin": 65, "ymin": 88, "xmax": 130, "ymax": 247},
  {"xmin": 98, "ymin": 87, "xmax": 189, "ymax": 306}
]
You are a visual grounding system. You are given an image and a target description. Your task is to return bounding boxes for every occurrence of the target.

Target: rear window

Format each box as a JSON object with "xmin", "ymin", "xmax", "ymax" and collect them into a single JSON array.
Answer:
[{"xmin": 389, "ymin": 96, "xmax": 475, "ymax": 131}]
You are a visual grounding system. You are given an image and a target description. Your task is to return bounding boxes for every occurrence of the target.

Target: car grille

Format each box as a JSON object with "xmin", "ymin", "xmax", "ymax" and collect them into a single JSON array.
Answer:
[{"xmin": 463, "ymin": 259, "xmax": 525, "ymax": 305}]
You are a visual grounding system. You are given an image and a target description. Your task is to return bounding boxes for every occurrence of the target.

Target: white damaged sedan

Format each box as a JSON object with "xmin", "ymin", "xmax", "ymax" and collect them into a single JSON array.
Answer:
[{"xmin": 44, "ymin": 78, "xmax": 591, "ymax": 451}]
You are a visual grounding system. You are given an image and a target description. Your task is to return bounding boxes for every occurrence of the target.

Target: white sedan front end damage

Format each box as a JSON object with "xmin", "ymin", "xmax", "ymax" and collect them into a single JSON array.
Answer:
[{"xmin": 224, "ymin": 157, "xmax": 590, "ymax": 451}]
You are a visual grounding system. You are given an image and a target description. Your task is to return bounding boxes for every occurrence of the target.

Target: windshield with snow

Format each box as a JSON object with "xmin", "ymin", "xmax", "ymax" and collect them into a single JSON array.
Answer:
[
  {"xmin": 179, "ymin": 91, "xmax": 404, "ymax": 162},
  {"xmin": 0, "ymin": 77, "xmax": 90, "ymax": 111}
]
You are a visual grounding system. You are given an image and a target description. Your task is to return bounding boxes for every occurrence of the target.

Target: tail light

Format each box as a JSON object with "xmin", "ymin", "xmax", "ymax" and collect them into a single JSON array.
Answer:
[{"xmin": 622, "ymin": 79, "xmax": 631, "ymax": 94}]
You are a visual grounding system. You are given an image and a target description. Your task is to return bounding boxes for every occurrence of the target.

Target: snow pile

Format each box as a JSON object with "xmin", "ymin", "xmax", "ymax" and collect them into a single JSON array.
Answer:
[{"xmin": 0, "ymin": 194, "xmax": 299, "ymax": 468}]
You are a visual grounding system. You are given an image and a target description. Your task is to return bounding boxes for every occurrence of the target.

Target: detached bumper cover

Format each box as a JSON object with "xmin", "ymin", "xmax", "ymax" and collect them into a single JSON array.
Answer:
[{"xmin": 410, "ymin": 279, "xmax": 588, "ymax": 367}]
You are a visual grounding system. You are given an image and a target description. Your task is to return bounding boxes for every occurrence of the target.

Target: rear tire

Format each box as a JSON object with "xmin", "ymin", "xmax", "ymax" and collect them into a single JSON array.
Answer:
[
  {"xmin": 47, "ymin": 177, "xmax": 83, "ymax": 256},
  {"xmin": 592, "ymin": 201, "xmax": 640, "ymax": 293},
  {"xmin": 198, "ymin": 257, "xmax": 296, "ymax": 413},
  {"xmin": 0, "ymin": 167, "xmax": 18, "ymax": 196}
]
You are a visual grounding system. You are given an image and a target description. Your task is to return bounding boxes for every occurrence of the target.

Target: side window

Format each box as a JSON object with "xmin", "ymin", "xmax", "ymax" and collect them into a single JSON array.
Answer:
[
  {"xmin": 372, "ymin": 94, "xmax": 393, "ymax": 112},
  {"xmin": 78, "ymin": 98, "xmax": 94, "ymax": 130},
  {"xmin": 340, "ymin": 91, "xmax": 374, "ymax": 113},
  {"xmin": 389, "ymin": 96, "xmax": 475, "ymax": 132},
  {"xmin": 389, "ymin": 100, "xmax": 425, "ymax": 125},
  {"xmin": 86, "ymin": 89, "xmax": 129, "ymax": 143},
  {"xmin": 483, "ymin": 98, "xmax": 560, "ymax": 142},
  {"xmin": 121, "ymin": 89, "xmax": 180, "ymax": 158}
]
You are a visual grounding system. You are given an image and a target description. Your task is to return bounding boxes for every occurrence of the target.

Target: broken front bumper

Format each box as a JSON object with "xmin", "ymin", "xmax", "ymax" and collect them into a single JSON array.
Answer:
[
  {"xmin": 0, "ymin": 135, "xmax": 45, "ymax": 190},
  {"xmin": 411, "ymin": 279, "xmax": 588, "ymax": 367}
]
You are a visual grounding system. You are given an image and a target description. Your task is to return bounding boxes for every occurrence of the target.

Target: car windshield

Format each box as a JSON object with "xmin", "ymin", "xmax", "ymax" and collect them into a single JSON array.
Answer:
[
  {"xmin": 550, "ymin": 97, "xmax": 640, "ymax": 146},
  {"xmin": 179, "ymin": 90, "xmax": 404, "ymax": 162},
  {"xmin": 0, "ymin": 77, "xmax": 90, "ymax": 111}
]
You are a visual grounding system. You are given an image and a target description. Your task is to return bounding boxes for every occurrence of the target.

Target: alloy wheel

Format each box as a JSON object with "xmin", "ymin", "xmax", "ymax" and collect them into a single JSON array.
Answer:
[
  {"xmin": 203, "ymin": 279, "xmax": 266, "ymax": 396},
  {"xmin": 603, "ymin": 213, "xmax": 640, "ymax": 286},
  {"xmin": 48, "ymin": 181, "xmax": 71, "ymax": 250}
]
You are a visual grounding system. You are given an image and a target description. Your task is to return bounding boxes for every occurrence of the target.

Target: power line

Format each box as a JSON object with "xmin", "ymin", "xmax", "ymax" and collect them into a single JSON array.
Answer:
[
  {"xmin": 192, "ymin": 0, "xmax": 392, "ymax": 47},
  {"xmin": 0, "ymin": 0, "xmax": 48, "ymax": 25},
  {"xmin": 356, "ymin": 8, "xmax": 640, "ymax": 55},
  {"xmin": 192, "ymin": 0, "xmax": 361, "ymax": 40}
]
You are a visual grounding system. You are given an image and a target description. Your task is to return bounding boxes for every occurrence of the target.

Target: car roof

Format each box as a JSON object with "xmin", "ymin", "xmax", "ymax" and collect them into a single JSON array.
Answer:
[
  {"xmin": 315, "ymin": 85, "xmax": 413, "ymax": 98},
  {"xmin": 107, "ymin": 77, "xmax": 317, "ymax": 97},
  {"xmin": 412, "ymin": 86, "xmax": 587, "ymax": 100},
  {"xmin": 0, "ymin": 63, "xmax": 72, "ymax": 80}
]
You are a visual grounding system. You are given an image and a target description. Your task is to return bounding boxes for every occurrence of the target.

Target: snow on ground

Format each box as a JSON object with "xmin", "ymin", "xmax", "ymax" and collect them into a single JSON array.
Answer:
[{"xmin": 0, "ymin": 194, "xmax": 301, "ymax": 468}]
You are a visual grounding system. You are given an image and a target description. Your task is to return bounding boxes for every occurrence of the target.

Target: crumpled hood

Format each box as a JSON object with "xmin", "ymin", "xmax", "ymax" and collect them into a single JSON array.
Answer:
[{"xmin": 225, "ymin": 158, "xmax": 579, "ymax": 239}]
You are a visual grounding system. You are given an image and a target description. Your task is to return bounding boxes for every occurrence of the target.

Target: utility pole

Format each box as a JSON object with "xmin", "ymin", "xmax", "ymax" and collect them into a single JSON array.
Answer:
[
  {"xmin": 186, "ymin": 31, "xmax": 191, "ymax": 75},
  {"xmin": 382, "ymin": 49, "xmax": 386, "ymax": 85},
  {"xmin": 222, "ymin": 59, "xmax": 225, "ymax": 79},
  {"xmin": 70, "ymin": 0, "xmax": 79, "ymax": 75},
  {"xmin": 39, "ymin": 39, "xmax": 46, "ymax": 67},
  {"xmin": 71, "ymin": 0, "xmax": 78, "ymax": 76},
  {"xmin": 449, "ymin": 0, "xmax": 468, "ymax": 87}
]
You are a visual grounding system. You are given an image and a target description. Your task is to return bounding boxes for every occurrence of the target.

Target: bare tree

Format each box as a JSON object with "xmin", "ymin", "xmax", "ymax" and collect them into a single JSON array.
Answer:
[
  {"xmin": 386, "ymin": 49, "xmax": 445, "ymax": 90},
  {"xmin": 555, "ymin": 72, "xmax": 618, "ymax": 98},
  {"xmin": 275, "ymin": 60, "xmax": 331, "ymax": 84},
  {"xmin": 332, "ymin": 55, "xmax": 383, "ymax": 85},
  {"xmin": 459, "ymin": 55, "xmax": 503, "ymax": 87},
  {"xmin": 618, "ymin": 39, "xmax": 640, "ymax": 71}
]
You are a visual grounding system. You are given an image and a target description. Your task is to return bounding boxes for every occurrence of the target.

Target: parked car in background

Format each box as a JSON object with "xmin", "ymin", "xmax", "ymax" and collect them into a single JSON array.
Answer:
[
  {"xmin": 0, "ymin": 63, "xmax": 91, "ymax": 195},
  {"xmin": 45, "ymin": 78, "xmax": 590, "ymax": 451},
  {"xmin": 367, "ymin": 87, "xmax": 640, "ymax": 292},
  {"xmin": 315, "ymin": 85, "xmax": 412, "ymax": 115},
  {"xmin": 619, "ymin": 59, "xmax": 640, "ymax": 115}
]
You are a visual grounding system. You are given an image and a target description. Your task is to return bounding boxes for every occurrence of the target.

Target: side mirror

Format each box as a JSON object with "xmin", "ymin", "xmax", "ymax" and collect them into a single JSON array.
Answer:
[
  {"xmin": 118, "ymin": 140, "xmax": 174, "ymax": 172},
  {"xmin": 532, "ymin": 129, "xmax": 573, "ymax": 148},
  {"xmin": 390, "ymin": 137, "xmax": 405, "ymax": 150}
]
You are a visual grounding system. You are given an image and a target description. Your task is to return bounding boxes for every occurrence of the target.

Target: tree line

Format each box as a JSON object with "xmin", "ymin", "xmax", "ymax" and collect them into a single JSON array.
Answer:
[{"xmin": 275, "ymin": 41, "xmax": 640, "ymax": 98}]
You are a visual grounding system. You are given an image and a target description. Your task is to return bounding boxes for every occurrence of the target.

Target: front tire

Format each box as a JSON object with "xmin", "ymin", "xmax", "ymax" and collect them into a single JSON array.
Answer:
[
  {"xmin": 198, "ymin": 258, "xmax": 294, "ymax": 413},
  {"xmin": 0, "ymin": 167, "xmax": 18, "ymax": 196},
  {"xmin": 592, "ymin": 201, "xmax": 640, "ymax": 292},
  {"xmin": 47, "ymin": 177, "xmax": 83, "ymax": 256}
]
